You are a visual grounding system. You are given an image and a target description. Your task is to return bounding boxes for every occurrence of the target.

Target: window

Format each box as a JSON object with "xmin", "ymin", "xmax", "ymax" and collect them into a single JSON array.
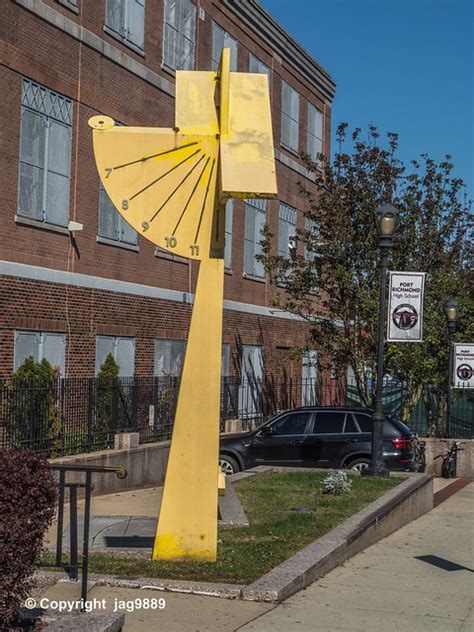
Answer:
[
  {"xmin": 281, "ymin": 81, "xmax": 299, "ymax": 152},
  {"xmin": 353, "ymin": 413, "xmax": 372, "ymax": 433},
  {"xmin": 163, "ymin": 0, "xmax": 196, "ymax": 70},
  {"xmin": 224, "ymin": 199, "xmax": 233, "ymax": 270},
  {"xmin": 155, "ymin": 339, "xmax": 229, "ymax": 377},
  {"xmin": 14, "ymin": 331, "xmax": 65, "ymax": 376},
  {"xmin": 105, "ymin": 0, "xmax": 145, "ymax": 51},
  {"xmin": 57, "ymin": 0, "xmax": 78, "ymax": 8},
  {"xmin": 249, "ymin": 53, "xmax": 269, "ymax": 77},
  {"xmin": 244, "ymin": 198, "xmax": 266, "ymax": 278},
  {"xmin": 18, "ymin": 79, "xmax": 73, "ymax": 227},
  {"xmin": 302, "ymin": 350, "xmax": 317, "ymax": 405},
  {"xmin": 270, "ymin": 412, "xmax": 311, "ymax": 435},
  {"xmin": 212, "ymin": 23, "xmax": 237, "ymax": 71},
  {"xmin": 278, "ymin": 203, "xmax": 297, "ymax": 260},
  {"xmin": 96, "ymin": 336, "xmax": 135, "ymax": 376},
  {"xmin": 304, "ymin": 216, "xmax": 321, "ymax": 291},
  {"xmin": 307, "ymin": 103, "xmax": 323, "ymax": 166},
  {"xmin": 344, "ymin": 415, "xmax": 358, "ymax": 433},
  {"xmin": 239, "ymin": 345, "xmax": 263, "ymax": 416},
  {"xmin": 221, "ymin": 343, "xmax": 230, "ymax": 377},
  {"xmin": 154, "ymin": 339, "xmax": 186, "ymax": 377},
  {"xmin": 99, "ymin": 186, "xmax": 137, "ymax": 246},
  {"xmin": 313, "ymin": 411, "xmax": 346, "ymax": 434}
]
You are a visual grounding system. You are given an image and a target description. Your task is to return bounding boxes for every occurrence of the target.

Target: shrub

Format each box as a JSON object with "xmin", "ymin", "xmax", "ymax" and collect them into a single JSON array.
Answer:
[
  {"xmin": 321, "ymin": 469, "xmax": 352, "ymax": 496},
  {"xmin": 6, "ymin": 357, "xmax": 62, "ymax": 455},
  {"xmin": 95, "ymin": 354, "xmax": 129, "ymax": 435},
  {"xmin": 0, "ymin": 449, "xmax": 57, "ymax": 627}
]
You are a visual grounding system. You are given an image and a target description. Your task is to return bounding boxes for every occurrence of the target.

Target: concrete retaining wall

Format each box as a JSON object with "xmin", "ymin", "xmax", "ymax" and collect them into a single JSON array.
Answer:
[
  {"xmin": 50, "ymin": 437, "xmax": 170, "ymax": 494},
  {"xmin": 423, "ymin": 438, "xmax": 473, "ymax": 478}
]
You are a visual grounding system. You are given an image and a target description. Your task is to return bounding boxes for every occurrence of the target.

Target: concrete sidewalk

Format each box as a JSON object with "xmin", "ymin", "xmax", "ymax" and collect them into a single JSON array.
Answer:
[{"xmin": 239, "ymin": 481, "xmax": 474, "ymax": 631}]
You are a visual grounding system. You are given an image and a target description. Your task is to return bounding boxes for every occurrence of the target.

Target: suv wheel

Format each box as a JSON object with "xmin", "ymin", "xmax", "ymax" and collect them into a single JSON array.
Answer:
[
  {"xmin": 219, "ymin": 455, "xmax": 240, "ymax": 476},
  {"xmin": 346, "ymin": 457, "xmax": 371, "ymax": 472}
]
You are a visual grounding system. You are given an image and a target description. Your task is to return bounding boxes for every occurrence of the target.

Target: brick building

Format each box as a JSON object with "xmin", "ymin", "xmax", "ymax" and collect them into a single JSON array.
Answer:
[{"xmin": 0, "ymin": 0, "xmax": 336, "ymax": 395}]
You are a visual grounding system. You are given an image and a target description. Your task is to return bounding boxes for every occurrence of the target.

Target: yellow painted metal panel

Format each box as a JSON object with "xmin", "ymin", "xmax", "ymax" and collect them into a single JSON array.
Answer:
[
  {"xmin": 220, "ymin": 72, "xmax": 277, "ymax": 199},
  {"xmin": 90, "ymin": 120, "xmax": 219, "ymax": 261},
  {"xmin": 175, "ymin": 71, "xmax": 219, "ymax": 136},
  {"xmin": 153, "ymin": 257, "xmax": 224, "ymax": 561}
]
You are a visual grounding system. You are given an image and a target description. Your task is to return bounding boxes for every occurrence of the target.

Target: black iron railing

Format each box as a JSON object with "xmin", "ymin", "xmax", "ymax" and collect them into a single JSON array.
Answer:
[
  {"xmin": 46, "ymin": 464, "xmax": 127, "ymax": 608},
  {"xmin": 0, "ymin": 376, "xmax": 472, "ymax": 456}
]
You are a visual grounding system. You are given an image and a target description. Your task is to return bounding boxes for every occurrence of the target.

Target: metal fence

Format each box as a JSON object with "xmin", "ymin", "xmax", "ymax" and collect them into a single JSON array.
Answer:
[{"xmin": 0, "ymin": 376, "xmax": 472, "ymax": 457}]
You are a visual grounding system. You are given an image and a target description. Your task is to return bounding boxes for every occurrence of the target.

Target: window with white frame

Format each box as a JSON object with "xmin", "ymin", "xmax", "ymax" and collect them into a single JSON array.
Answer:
[
  {"xmin": 307, "ymin": 103, "xmax": 323, "ymax": 165},
  {"xmin": 302, "ymin": 350, "xmax": 317, "ymax": 405},
  {"xmin": 249, "ymin": 53, "xmax": 270, "ymax": 77},
  {"xmin": 239, "ymin": 345, "xmax": 263, "ymax": 416},
  {"xmin": 281, "ymin": 81, "xmax": 299, "ymax": 152},
  {"xmin": 163, "ymin": 0, "xmax": 196, "ymax": 70},
  {"xmin": 224, "ymin": 199, "xmax": 233, "ymax": 270},
  {"xmin": 304, "ymin": 216, "xmax": 319, "ymax": 263},
  {"xmin": 105, "ymin": 0, "xmax": 145, "ymax": 51},
  {"xmin": 154, "ymin": 339, "xmax": 186, "ymax": 377},
  {"xmin": 57, "ymin": 0, "xmax": 78, "ymax": 8},
  {"xmin": 96, "ymin": 336, "xmax": 135, "ymax": 376},
  {"xmin": 212, "ymin": 23, "xmax": 237, "ymax": 71},
  {"xmin": 155, "ymin": 339, "xmax": 229, "ymax": 377},
  {"xmin": 14, "ymin": 331, "xmax": 66, "ymax": 376},
  {"xmin": 278, "ymin": 203, "xmax": 297, "ymax": 260},
  {"xmin": 99, "ymin": 186, "xmax": 137, "ymax": 246},
  {"xmin": 18, "ymin": 79, "xmax": 73, "ymax": 227},
  {"xmin": 244, "ymin": 198, "xmax": 266, "ymax": 278}
]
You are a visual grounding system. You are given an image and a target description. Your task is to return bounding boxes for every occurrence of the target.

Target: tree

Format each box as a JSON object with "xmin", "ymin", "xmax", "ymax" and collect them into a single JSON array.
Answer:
[
  {"xmin": 6, "ymin": 357, "xmax": 61, "ymax": 454},
  {"xmin": 260, "ymin": 124, "xmax": 472, "ymax": 433}
]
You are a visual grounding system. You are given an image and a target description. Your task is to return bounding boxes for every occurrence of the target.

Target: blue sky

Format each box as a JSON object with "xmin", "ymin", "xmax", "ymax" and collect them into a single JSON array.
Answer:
[{"xmin": 262, "ymin": 0, "xmax": 473, "ymax": 200}]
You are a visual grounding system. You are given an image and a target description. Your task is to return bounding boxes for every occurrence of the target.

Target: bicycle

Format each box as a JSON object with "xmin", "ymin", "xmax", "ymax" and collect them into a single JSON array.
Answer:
[
  {"xmin": 434, "ymin": 440, "xmax": 464, "ymax": 478},
  {"xmin": 412, "ymin": 434, "xmax": 426, "ymax": 473}
]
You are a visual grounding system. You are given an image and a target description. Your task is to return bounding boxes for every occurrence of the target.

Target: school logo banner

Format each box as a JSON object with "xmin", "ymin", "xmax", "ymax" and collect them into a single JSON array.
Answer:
[
  {"xmin": 454, "ymin": 344, "xmax": 474, "ymax": 389},
  {"xmin": 387, "ymin": 272, "xmax": 425, "ymax": 342}
]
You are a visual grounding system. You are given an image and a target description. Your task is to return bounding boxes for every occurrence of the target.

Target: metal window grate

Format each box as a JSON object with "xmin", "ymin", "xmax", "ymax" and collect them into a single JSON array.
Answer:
[
  {"xmin": 279, "ymin": 203, "xmax": 296, "ymax": 224},
  {"xmin": 22, "ymin": 80, "xmax": 72, "ymax": 126}
]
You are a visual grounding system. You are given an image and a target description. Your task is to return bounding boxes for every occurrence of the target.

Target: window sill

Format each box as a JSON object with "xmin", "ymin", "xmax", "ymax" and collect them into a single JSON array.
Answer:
[
  {"xmin": 280, "ymin": 142, "xmax": 300, "ymax": 158},
  {"xmin": 225, "ymin": 268, "xmax": 233, "ymax": 275},
  {"xmin": 97, "ymin": 236, "xmax": 139, "ymax": 251},
  {"xmin": 161, "ymin": 63, "xmax": 177, "ymax": 79},
  {"xmin": 15, "ymin": 215, "xmax": 70, "ymax": 235},
  {"xmin": 243, "ymin": 273, "xmax": 265, "ymax": 283},
  {"xmin": 155, "ymin": 248, "xmax": 188, "ymax": 264},
  {"xmin": 56, "ymin": 0, "xmax": 79, "ymax": 14},
  {"xmin": 103, "ymin": 26, "xmax": 145, "ymax": 57}
]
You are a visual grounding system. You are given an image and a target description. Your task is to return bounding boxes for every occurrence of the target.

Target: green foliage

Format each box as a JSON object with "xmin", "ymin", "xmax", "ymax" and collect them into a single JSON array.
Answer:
[
  {"xmin": 259, "ymin": 124, "xmax": 473, "ymax": 433},
  {"xmin": 6, "ymin": 357, "xmax": 62, "ymax": 455},
  {"xmin": 97, "ymin": 353, "xmax": 120, "ymax": 380}
]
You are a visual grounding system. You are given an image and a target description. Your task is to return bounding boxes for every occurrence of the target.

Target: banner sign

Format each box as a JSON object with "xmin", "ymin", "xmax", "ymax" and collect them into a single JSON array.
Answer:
[
  {"xmin": 454, "ymin": 344, "xmax": 474, "ymax": 389},
  {"xmin": 387, "ymin": 272, "xmax": 425, "ymax": 342}
]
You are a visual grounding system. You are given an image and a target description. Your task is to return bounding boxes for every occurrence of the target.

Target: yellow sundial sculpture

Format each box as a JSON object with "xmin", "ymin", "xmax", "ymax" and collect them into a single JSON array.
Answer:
[{"xmin": 89, "ymin": 49, "xmax": 277, "ymax": 561}]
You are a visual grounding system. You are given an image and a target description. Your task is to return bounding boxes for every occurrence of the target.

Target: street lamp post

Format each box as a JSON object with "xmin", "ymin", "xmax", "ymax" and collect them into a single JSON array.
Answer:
[
  {"xmin": 363, "ymin": 204, "xmax": 399, "ymax": 478},
  {"xmin": 445, "ymin": 299, "xmax": 458, "ymax": 437}
]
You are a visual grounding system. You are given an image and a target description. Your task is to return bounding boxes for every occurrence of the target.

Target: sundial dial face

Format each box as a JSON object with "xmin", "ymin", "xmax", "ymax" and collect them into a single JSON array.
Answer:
[
  {"xmin": 89, "ymin": 49, "xmax": 277, "ymax": 562},
  {"xmin": 89, "ymin": 122, "xmax": 222, "ymax": 260}
]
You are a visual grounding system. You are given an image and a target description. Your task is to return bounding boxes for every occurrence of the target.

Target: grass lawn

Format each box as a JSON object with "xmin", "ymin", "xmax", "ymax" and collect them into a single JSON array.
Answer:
[{"xmin": 40, "ymin": 471, "xmax": 401, "ymax": 584}]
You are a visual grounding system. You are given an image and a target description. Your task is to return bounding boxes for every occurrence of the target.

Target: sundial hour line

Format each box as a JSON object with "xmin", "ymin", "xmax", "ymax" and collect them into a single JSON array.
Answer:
[
  {"xmin": 148, "ymin": 153, "xmax": 207, "ymax": 224},
  {"xmin": 172, "ymin": 156, "xmax": 211, "ymax": 237},
  {"xmin": 129, "ymin": 148, "xmax": 202, "ymax": 202},
  {"xmin": 108, "ymin": 141, "xmax": 199, "ymax": 173},
  {"xmin": 194, "ymin": 158, "xmax": 216, "ymax": 244}
]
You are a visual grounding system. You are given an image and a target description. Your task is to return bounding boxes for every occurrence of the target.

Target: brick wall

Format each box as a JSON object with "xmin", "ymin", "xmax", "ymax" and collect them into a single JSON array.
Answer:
[{"xmin": 0, "ymin": 0, "xmax": 335, "ymax": 378}]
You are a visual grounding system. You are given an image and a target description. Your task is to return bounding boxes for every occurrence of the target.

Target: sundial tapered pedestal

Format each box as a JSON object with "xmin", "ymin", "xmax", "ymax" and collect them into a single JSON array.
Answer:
[{"xmin": 89, "ymin": 49, "xmax": 277, "ymax": 561}]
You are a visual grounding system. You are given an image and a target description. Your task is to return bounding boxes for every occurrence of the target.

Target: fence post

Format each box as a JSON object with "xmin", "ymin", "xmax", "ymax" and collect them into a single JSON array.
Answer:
[{"xmin": 87, "ymin": 379, "xmax": 93, "ymax": 452}]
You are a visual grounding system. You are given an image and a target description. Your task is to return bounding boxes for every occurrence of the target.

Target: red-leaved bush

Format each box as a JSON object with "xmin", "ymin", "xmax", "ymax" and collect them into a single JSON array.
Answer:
[{"xmin": 0, "ymin": 449, "xmax": 57, "ymax": 627}]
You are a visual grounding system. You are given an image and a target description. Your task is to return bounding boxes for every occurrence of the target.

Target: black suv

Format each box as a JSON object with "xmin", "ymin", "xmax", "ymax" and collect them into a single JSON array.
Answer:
[{"xmin": 219, "ymin": 406, "xmax": 416, "ymax": 475}]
